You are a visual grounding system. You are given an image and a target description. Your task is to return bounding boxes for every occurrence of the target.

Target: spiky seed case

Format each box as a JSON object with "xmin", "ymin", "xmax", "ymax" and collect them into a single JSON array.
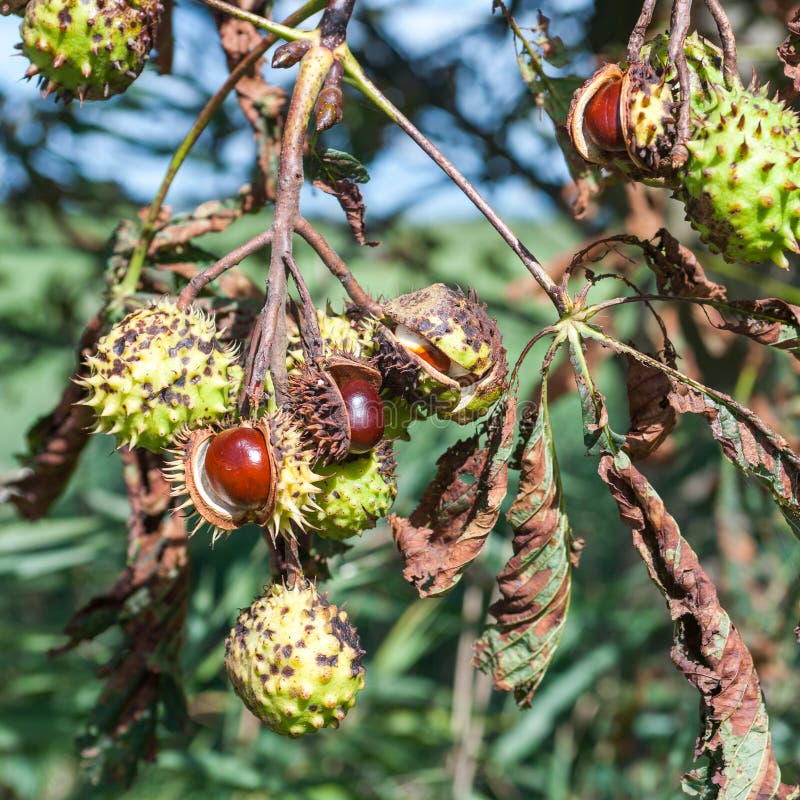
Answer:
[
  {"xmin": 225, "ymin": 582, "xmax": 365, "ymax": 737},
  {"xmin": 78, "ymin": 300, "xmax": 242, "ymax": 452},
  {"xmin": 20, "ymin": 0, "xmax": 159, "ymax": 102},
  {"xmin": 309, "ymin": 443, "xmax": 397, "ymax": 540}
]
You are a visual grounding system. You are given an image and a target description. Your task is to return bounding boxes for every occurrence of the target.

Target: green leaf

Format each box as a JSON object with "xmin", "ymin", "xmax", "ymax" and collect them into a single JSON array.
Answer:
[
  {"xmin": 473, "ymin": 388, "xmax": 576, "ymax": 707},
  {"xmin": 309, "ymin": 148, "xmax": 370, "ymax": 184}
]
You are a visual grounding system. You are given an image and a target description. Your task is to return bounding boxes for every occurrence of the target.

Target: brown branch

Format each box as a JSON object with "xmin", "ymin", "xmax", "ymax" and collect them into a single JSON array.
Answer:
[
  {"xmin": 294, "ymin": 215, "xmax": 382, "ymax": 316},
  {"xmin": 627, "ymin": 0, "xmax": 658, "ymax": 60},
  {"xmin": 176, "ymin": 229, "xmax": 274, "ymax": 310}
]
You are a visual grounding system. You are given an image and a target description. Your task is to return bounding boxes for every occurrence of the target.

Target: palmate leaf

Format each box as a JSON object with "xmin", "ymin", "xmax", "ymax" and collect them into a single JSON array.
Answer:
[
  {"xmin": 580, "ymin": 326, "xmax": 800, "ymax": 540},
  {"xmin": 599, "ymin": 452, "xmax": 800, "ymax": 800},
  {"xmin": 390, "ymin": 398, "xmax": 516, "ymax": 598},
  {"xmin": 473, "ymin": 388, "xmax": 576, "ymax": 707}
]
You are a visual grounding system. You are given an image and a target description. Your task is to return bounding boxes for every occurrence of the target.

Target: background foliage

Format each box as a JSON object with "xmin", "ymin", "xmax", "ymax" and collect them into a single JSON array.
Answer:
[{"xmin": 1, "ymin": 0, "xmax": 799, "ymax": 798}]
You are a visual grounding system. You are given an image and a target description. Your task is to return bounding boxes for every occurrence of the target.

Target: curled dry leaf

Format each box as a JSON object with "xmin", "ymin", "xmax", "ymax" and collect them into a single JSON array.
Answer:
[
  {"xmin": 645, "ymin": 228, "xmax": 727, "ymax": 300},
  {"xmin": 668, "ymin": 379, "xmax": 800, "ymax": 539},
  {"xmin": 2, "ymin": 313, "xmax": 104, "ymax": 520},
  {"xmin": 390, "ymin": 398, "xmax": 516, "ymax": 597},
  {"xmin": 778, "ymin": 8, "xmax": 800, "ymax": 98},
  {"xmin": 598, "ymin": 452, "xmax": 799, "ymax": 799},
  {"xmin": 473, "ymin": 391, "xmax": 576, "ymax": 707},
  {"xmin": 312, "ymin": 176, "xmax": 378, "ymax": 247},
  {"xmin": 53, "ymin": 449, "xmax": 190, "ymax": 788},
  {"xmin": 708, "ymin": 298, "xmax": 800, "ymax": 359},
  {"xmin": 624, "ymin": 355, "xmax": 677, "ymax": 460}
]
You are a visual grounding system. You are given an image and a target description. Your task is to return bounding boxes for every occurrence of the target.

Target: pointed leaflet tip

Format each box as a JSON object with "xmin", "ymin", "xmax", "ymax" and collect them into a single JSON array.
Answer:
[
  {"xmin": 24, "ymin": 64, "xmax": 40, "ymax": 79},
  {"xmin": 52, "ymin": 52, "xmax": 67, "ymax": 69},
  {"xmin": 81, "ymin": 62, "xmax": 92, "ymax": 79}
]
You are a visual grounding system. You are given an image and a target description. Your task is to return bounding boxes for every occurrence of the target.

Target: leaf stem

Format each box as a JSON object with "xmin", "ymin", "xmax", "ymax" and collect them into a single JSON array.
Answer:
[{"xmin": 339, "ymin": 47, "xmax": 569, "ymax": 314}]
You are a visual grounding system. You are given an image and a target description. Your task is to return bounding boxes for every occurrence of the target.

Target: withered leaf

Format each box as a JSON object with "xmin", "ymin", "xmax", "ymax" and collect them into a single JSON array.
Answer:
[
  {"xmin": 624, "ymin": 355, "xmax": 677, "ymax": 460},
  {"xmin": 313, "ymin": 176, "xmax": 378, "ymax": 247},
  {"xmin": 599, "ymin": 452, "xmax": 799, "ymax": 799},
  {"xmin": 667, "ymin": 379, "xmax": 800, "ymax": 539},
  {"xmin": 708, "ymin": 298, "xmax": 800, "ymax": 359},
  {"xmin": 473, "ymin": 391, "xmax": 575, "ymax": 707},
  {"xmin": 778, "ymin": 8, "xmax": 800, "ymax": 97},
  {"xmin": 645, "ymin": 228, "xmax": 728, "ymax": 300},
  {"xmin": 54, "ymin": 449, "xmax": 191, "ymax": 788},
  {"xmin": 390, "ymin": 398, "xmax": 516, "ymax": 597},
  {"xmin": 2, "ymin": 313, "xmax": 103, "ymax": 520}
]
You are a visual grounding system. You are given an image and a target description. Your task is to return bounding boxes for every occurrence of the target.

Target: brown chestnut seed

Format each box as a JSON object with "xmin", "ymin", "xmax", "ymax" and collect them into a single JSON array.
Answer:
[
  {"xmin": 204, "ymin": 427, "xmax": 273, "ymax": 509},
  {"xmin": 338, "ymin": 378, "xmax": 384, "ymax": 454},
  {"xmin": 584, "ymin": 79, "xmax": 625, "ymax": 152},
  {"xmin": 394, "ymin": 324, "xmax": 451, "ymax": 374}
]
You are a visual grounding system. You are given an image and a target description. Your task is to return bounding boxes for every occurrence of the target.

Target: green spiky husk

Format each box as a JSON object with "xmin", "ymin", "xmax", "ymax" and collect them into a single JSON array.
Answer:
[
  {"xmin": 680, "ymin": 87, "xmax": 800, "ymax": 268},
  {"xmin": 286, "ymin": 308, "xmax": 377, "ymax": 376},
  {"xmin": 308, "ymin": 444, "xmax": 397, "ymax": 540},
  {"xmin": 79, "ymin": 300, "xmax": 242, "ymax": 452},
  {"xmin": 225, "ymin": 583, "xmax": 365, "ymax": 737},
  {"xmin": 632, "ymin": 34, "xmax": 800, "ymax": 267},
  {"xmin": 20, "ymin": 0, "xmax": 158, "ymax": 102}
]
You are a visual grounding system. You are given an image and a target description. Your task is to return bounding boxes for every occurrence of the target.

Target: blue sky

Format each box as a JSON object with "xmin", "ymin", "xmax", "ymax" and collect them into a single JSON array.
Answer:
[{"xmin": 0, "ymin": 0, "xmax": 592, "ymax": 221}]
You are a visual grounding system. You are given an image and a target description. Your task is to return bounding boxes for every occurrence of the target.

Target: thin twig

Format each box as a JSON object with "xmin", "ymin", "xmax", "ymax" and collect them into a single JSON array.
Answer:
[
  {"xmin": 627, "ymin": 0, "xmax": 658, "ymax": 61},
  {"xmin": 704, "ymin": 0, "xmax": 738, "ymax": 83},
  {"xmin": 667, "ymin": 0, "xmax": 692, "ymax": 162},
  {"xmin": 294, "ymin": 215, "xmax": 382, "ymax": 316},
  {"xmin": 283, "ymin": 254, "xmax": 323, "ymax": 357},
  {"xmin": 177, "ymin": 229, "xmax": 273, "ymax": 310},
  {"xmin": 111, "ymin": 0, "xmax": 326, "ymax": 310},
  {"xmin": 340, "ymin": 48, "xmax": 569, "ymax": 314},
  {"xmin": 243, "ymin": 0, "xmax": 356, "ymax": 408}
]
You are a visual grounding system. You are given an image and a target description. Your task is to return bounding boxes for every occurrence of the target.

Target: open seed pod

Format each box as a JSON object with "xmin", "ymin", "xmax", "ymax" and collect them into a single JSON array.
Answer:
[
  {"xmin": 289, "ymin": 356, "xmax": 385, "ymax": 464},
  {"xmin": 569, "ymin": 33, "xmax": 800, "ymax": 267},
  {"xmin": 567, "ymin": 60, "xmax": 677, "ymax": 183},
  {"xmin": 165, "ymin": 413, "xmax": 321, "ymax": 542},
  {"xmin": 375, "ymin": 283, "xmax": 507, "ymax": 423}
]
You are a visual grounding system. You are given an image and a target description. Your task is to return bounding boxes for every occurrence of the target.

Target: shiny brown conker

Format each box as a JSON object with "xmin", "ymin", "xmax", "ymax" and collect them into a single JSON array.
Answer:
[
  {"xmin": 584, "ymin": 79, "xmax": 625, "ymax": 152},
  {"xmin": 338, "ymin": 378, "xmax": 384, "ymax": 454},
  {"xmin": 204, "ymin": 427, "xmax": 273, "ymax": 509}
]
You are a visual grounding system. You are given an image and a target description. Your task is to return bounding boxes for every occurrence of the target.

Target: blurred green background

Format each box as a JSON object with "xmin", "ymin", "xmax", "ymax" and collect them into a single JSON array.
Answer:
[{"xmin": 1, "ymin": 0, "xmax": 799, "ymax": 798}]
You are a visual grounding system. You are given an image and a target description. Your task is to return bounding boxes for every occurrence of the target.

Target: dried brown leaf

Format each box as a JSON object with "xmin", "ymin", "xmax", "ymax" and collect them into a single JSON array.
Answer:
[
  {"xmin": 1, "ymin": 313, "xmax": 104, "ymax": 520},
  {"xmin": 55, "ymin": 449, "xmax": 190, "ymax": 787},
  {"xmin": 390, "ymin": 398, "xmax": 516, "ymax": 597},
  {"xmin": 624, "ymin": 355, "xmax": 677, "ymax": 460},
  {"xmin": 778, "ymin": 8, "xmax": 800, "ymax": 98},
  {"xmin": 599, "ymin": 452, "xmax": 799, "ymax": 798},
  {"xmin": 474, "ymin": 393, "xmax": 576, "ymax": 706},
  {"xmin": 710, "ymin": 298, "xmax": 800, "ymax": 358},
  {"xmin": 312, "ymin": 177, "xmax": 379, "ymax": 247},
  {"xmin": 647, "ymin": 228, "xmax": 727, "ymax": 300}
]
